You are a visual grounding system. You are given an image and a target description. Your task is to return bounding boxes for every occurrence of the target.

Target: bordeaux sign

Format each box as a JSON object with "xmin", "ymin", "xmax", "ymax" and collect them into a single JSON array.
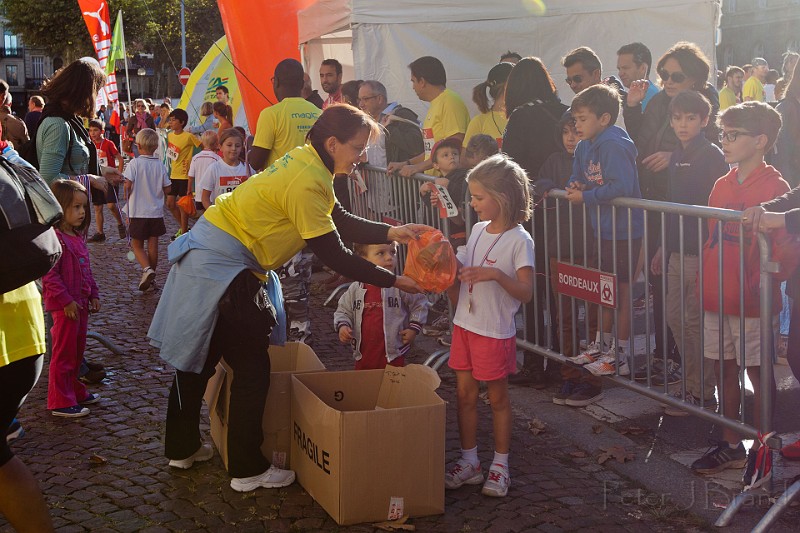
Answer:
[{"xmin": 555, "ymin": 262, "xmax": 617, "ymax": 308}]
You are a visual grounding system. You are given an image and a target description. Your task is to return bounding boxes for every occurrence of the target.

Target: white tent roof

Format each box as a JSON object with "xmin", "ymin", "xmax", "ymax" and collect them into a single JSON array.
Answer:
[{"xmin": 299, "ymin": 0, "xmax": 721, "ymax": 117}]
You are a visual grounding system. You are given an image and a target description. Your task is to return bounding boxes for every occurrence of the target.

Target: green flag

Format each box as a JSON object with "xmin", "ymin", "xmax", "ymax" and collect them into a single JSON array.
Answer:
[{"xmin": 106, "ymin": 11, "xmax": 124, "ymax": 76}]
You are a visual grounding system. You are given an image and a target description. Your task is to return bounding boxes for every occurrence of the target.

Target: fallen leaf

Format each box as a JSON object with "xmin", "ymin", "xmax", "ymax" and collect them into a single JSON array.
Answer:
[
  {"xmin": 592, "ymin": 424, "xmax": 604, "ymax": 434},
  {"xmin": 373, "ymin": 515, "xmax": 416, "ymax": 531},
  {"xmin": 89, "ymin": 454, "xmax": 107, "ymax": 464},
  {"xmin": 569, "ymin": 450, "xmax": 587, "ymax": 458},
  {"xmin": 527, "ymin": 418, "xmax": 546, "ymax": 436},
  {"xmin": 619, "ymin": 425, "xmax": 647, "ymax": 436},
  {"xmin": 597, "ymin": 446, "xmax": 635, "ymax": 464}
]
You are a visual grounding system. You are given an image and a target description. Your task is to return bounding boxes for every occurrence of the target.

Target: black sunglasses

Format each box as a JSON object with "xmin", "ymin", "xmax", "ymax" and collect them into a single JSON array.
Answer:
[
  {"xmin": 565, "ymin": 74, "xmax": 583, "ymax": 85},
  {"xmin": 658, "ymin": 69, "xmax": 687, "ymax": 84}
]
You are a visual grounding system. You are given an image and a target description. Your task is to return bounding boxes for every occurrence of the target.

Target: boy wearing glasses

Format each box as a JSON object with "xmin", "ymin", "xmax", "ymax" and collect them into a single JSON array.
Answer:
[{"xmin": 692, "ymin": 102, "xmax": 796, "ymax": 488}]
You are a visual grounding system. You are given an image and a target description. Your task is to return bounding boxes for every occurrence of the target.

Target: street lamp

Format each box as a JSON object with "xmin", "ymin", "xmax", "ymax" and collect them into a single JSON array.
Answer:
[{"xmin": 137, "ymin": 67, "xmax": 146, "ymax": 99}]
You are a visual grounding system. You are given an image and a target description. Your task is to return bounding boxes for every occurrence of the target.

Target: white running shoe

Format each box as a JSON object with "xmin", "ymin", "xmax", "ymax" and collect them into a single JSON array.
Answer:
[
  {"xmin": 444, "ymin": 459, "xmax": 484, "ymax": 489},
  {"xmin": 585, "ymin": 350, "xmax": 630, "ymax": 376},
  {"xmin": 481, "ymin": 463, "xmax": 510, "ymax": 497},
  {"xmin": 230, "ymin": 465, "xmax": 296, "ymax": 492},
  {"xmin": 138, "ymin": 267, "xmax": 155, "ymax": 291},
  {"xmin": 168, "ymin": 443, "xmax": 214, "ymax": 469},
  {"xmin": 571, "ymin": 340, "xmax": 613, "ymax": 365}
]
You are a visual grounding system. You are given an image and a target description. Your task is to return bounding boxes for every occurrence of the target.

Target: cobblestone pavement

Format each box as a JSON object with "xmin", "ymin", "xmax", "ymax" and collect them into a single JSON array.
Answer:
[{"xmin": 1, "ymin": 214, "xmax": 718, "ymax": 532}]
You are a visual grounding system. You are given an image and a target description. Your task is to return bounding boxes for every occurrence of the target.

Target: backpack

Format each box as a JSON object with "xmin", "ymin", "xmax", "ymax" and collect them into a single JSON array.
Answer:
[{"xmin": 0, "ymin": 156, "xmax": 63, "ymax": 293}]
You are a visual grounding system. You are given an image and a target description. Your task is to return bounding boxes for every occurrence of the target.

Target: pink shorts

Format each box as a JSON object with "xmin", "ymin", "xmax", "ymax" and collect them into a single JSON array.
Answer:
[{"xmin": 448, "ymin": 325, "xmax": 517, "ymax": 381}]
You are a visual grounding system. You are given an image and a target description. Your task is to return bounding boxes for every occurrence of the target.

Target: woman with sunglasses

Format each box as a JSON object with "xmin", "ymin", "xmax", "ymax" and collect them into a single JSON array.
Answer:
[
  {"xmin": 125, "ymin": 98, "xmax": 156, "ymax": 156},
  {"xmin": 148, "ymin": 104, "xmax": 428, "ymax": 492},
  {"xmin": 622, "ymin": 41, "xmax": 719, "ymax": 384}
]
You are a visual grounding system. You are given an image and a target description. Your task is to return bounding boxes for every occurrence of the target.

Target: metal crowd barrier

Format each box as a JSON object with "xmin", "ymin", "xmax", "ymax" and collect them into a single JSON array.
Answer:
[{"xmin": 347, "ymin": 167, "xmax": 792, "ymax": 525}]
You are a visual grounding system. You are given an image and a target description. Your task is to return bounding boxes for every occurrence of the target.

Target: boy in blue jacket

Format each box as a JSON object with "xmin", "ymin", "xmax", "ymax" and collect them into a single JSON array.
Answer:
[
  {"xmin": 566, "ymin": 84, "xmax": 644, "ymax": 377},
  {"xmin": 650, "ymin": 90, "xmax": 728, "ymax": 415}
]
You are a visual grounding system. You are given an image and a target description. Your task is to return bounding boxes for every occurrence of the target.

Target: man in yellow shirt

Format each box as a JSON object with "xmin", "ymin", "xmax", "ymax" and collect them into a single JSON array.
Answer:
[
  {"xmin": 388, "ymin": 56, "xmax": 470, "ymax": 177},
  {"xmin": 743, "ymin": 57, "xmax": 768, "ymax": 102},
  {"xmin": 166, "ymin": 108, "xmax": 201, "ymax": 237},
  {"xmin": 719, "ymin": 66, "xmax": 744, "ymax": 110},
  {"xmin": 249, "ymin": 59, "xmax": 320, "ymax": 172}
]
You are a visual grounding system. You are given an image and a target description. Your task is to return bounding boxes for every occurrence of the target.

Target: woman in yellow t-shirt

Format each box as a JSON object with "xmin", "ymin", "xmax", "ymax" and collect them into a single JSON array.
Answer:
[
  {"xmin": 464, "ymin": 62, "xmax": 513, "ymax": 149},
  {"xmin": 150, "ymin": 104, "xmax": 428, "ymax": 493}
]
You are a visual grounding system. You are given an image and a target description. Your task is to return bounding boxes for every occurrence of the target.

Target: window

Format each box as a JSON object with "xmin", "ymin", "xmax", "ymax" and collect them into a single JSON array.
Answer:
[
  {"xmin": 5, "ymin": 65, "xmax": 18, "ymax": 86},
  {"xmin": 32, "ymin": 56, "xmax": 44, "ymax": 79},
  {"xmin": 3, "ymin": 31, "xmax": 18, "ymax": 54}
]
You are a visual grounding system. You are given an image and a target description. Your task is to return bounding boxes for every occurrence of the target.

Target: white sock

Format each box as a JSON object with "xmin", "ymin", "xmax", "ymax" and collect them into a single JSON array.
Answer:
[
  {"xmin": 601, "ymin": 332, "xmax": 613, "ymax": 349},
  {"xmin": 461, "ymin": 446, "xmax": 479, "ymax": 467},
  {"xmin": 492, "ymin": 451, "xmax": 509, "ymax": 470}
]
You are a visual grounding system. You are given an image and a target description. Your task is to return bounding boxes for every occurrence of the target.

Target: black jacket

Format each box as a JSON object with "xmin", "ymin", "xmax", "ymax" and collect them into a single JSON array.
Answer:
[
  {"xmin": 384, "ymin": 105, "xmax": 424, "ymax": 164},
  {"xmin": 623, "ymin": 83, "xmax": 720, "ymax": 202}
]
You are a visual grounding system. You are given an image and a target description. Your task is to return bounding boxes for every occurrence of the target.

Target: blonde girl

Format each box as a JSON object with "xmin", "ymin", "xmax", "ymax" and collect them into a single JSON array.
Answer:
[
  {"xmin": 198, "ymin": 128, "xmax": 250, "ymax": 209},
  {"xmin": 445, "ymin": 154, "xmax": 534, "ymax": 498},
  {"xmin": 42, "ymin": 179, "xmax": 101, "ymax": 418}
]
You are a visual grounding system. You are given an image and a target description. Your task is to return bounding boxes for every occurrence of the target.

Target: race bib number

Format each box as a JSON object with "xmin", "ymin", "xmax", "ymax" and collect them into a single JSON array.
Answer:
[
  {"xmin": 219, "ymin": 174, "xmax": 247, "ymax": 194},
  {"xmin": 98, "ymin": 156, "xmax": 108, "ymax": 167},
  {"xmin": 433, "ymin": 184, "xmax": 458, "ymax": 218},
  {"xmin": 166, "ymin": 142, "xmax": 179, "ymax": 162},
  {"xmin": 422, "ymin": 128, "xmax": 434, "ymax": 160}
]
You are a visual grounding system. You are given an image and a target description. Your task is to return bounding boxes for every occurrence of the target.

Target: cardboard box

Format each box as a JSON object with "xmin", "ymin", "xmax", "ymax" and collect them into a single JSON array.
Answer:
[
  {"xmin": 203, "ymin": 342, "xmax": 325, "ymax": 470},
  {"xmin": 291, "ymin": 365, "xmax": 445, "ymax": 525}
]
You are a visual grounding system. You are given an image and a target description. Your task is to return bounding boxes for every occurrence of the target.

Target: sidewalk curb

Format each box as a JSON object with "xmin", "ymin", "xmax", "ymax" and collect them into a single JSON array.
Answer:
[{"xmin": 508, "ymin": 385, "xmax": 756, "ymax": 532}]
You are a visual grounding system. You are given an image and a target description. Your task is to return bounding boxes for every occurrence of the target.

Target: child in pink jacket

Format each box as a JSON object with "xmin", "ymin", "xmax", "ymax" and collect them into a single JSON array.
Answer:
[{"xmin": 43, "ymin": 179, "xmax": 101, "ymax": 418}]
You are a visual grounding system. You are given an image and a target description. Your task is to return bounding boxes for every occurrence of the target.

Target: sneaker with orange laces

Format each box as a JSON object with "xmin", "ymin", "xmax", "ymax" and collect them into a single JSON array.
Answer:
[
  {"xmin": 444, "ymin": 459, "xmax": 483, "ymax": 489},
  {"xmin": 482, "ymin": 463, "xmax": 510, "ymax": 497},
  {"xmin": 781, "ymin": 439, "xmax": 800, "ymax": 460}
]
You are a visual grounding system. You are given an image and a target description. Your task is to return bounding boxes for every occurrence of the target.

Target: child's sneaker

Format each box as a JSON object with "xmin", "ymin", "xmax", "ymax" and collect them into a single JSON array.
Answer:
[
  {"xmin": 169, "ymin": 443, "xmax": 214, "ymax": 469},
  {"xmin": 552, "ymin": 380, "xmax": 577, "ymax": 405},
  {"xmin": 571, "ymin": 340, "xmax": 610, "ymax": 365},
  {"xmin": 138, "ymin": 267, "xmax": 156, "ymax": 291},
  {"xmin": 564, "ymin": 382, "xmax": 604, "ymax": 407},
  {"xmin": 52, "ymin": 405, "xmax": 90, "ymax": 418},
  {"xmin": 444, "ymin": 459, "xmax": 483, "ymax": 489},
  {"xmin": 80, "ymin": 393, "xmax": 101, "ymax": 405},
  {"xmin": 481, "ymin": 463, "xmax": 510, "ymax": 497},
  {"xmin": 230, "ymin": 465, "xmax": 296, "ymax": 492},
  {"xmin": 6, "ymin": 418, "xmax": 24, "ymax": 443},
  {"xmin": 88, "ymin": 232, "xmax": 106, "ymax": 243},
  {"xmin": 117, "ymin": 224, "xmax": 127, "ymax": 239},
  {"xmin": 586, "ymin": 350, "xmax": 630, "ymax": 376},
  {"xmin": 691, "ymin": 441, "xmax": 747, "ymax": 474}
]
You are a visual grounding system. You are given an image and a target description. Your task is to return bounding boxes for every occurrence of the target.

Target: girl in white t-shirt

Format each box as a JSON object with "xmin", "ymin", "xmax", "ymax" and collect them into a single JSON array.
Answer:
[
  {"xmin": 444, "ymin": 154, "xmax": 535, "ymax": 499},
  {"xmin": 187, "ymin": 130, "xmax": 220, "ymax": 211},
  {"xmin": 199, "ymin": 128, "xmax": 251, "ymax": 209}
]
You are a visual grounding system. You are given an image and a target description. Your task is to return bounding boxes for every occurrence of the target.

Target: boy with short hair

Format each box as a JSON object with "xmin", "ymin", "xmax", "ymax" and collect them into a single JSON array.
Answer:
[
  {"xmin": 123, "ymin": 128, "xmax": 171, "ymax": 291},
  {"xmin": 187, "ymin": 130, "xmax": 220, "ymax": 213},
  {"xmin": 691, "ymin": 102, "xmax": 797, "ymax": 485},
  {"xmin": 650, "ymin": 91, "xmax": 728, "ymax": 415},
  {"xmin": 565, "ymin": 84, "xmax": 644, "ymax": 381},
  {"xmin": 87, "ymin": 119, "xmax": 126, "ymax": 242},
  {"xmin": 420, "ymin": 137, "xmax": 468, "ymax": 248},
  {"xmin": 334, "ymin": 242, "xmax": 429, "ymax": 370},
  {"xmin": 165, "ymin": 108, "xmax": 201, "ymax": 238}
]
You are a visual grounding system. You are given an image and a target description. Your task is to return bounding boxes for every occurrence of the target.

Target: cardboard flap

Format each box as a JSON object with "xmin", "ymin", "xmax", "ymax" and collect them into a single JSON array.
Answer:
[{"xmin": 377, "ymin": 364, "xmax": 442, "ymax": 409}]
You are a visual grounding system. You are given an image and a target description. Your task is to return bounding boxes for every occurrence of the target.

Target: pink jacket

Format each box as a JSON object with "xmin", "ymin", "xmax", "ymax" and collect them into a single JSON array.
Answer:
[{"xmin": 42, "ymin": 230, "xmax": 99, "ymax": 312}]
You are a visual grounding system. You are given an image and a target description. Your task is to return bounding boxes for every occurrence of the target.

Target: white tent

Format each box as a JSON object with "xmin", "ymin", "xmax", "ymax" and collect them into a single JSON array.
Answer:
[{"xmin": 298, "ymin": 0, "xmax": 721, "ymax": 117}]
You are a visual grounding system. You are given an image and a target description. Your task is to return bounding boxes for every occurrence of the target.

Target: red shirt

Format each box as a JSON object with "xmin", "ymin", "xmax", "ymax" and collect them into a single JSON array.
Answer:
[
  {"xmin": 93, "ymin": 138, "xmax": 120, "ymax": 169},
  {"xmin": 354, "ymin": 284, "xmax": 404, "ymax": 370},
  {"xmin": 323, "ymin": 90, "xmax": 343, "ymax": 110}
]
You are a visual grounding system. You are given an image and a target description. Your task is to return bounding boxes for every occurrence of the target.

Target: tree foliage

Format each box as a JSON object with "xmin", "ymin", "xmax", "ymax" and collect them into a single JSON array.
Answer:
[{"xmin": 0, "ymin": 0, "xmax": 224, "ymax": 96}]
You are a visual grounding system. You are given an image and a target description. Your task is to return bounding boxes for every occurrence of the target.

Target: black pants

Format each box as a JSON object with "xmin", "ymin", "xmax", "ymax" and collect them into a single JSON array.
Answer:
[
  {"xmin": 165, "ymin": 270, "xmax": 272, "ymax": 478},
  {"xmin": 0, "ymin": 355, "xmax": 43, "ymax": 467}
]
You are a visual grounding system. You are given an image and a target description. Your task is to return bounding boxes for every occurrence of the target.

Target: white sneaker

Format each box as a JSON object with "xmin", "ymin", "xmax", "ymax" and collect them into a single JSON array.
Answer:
[
  {"xmin": 168, "ymin": 443, "xmax": 214, "ymax": 469},
  {"xmin": 571, "ymin": 340, "xmax": 612, "ymax": 365},
  {"xmin": 585, "ymin": 350, "xmax": 630, "ymax": 376},
  {"xmin": 230, "ymin": 465, "xmax": 296, "ymax": 492},
  {"xmin": 444, "ymin": 459, "xmax": 484, "ymax": 489},
  {"xmin": 481, "ymin": 463, "xmax": 510, "ymax": 497},
  {"xmin": 138, "ymin": 267, "xmax": 155, "ymax": 291}
]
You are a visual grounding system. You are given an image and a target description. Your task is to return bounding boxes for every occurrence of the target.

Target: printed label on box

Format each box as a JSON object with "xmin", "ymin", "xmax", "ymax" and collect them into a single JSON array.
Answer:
[{"xmin": 387, "ymin": 497, "xmax": 404, "ymax": 520}]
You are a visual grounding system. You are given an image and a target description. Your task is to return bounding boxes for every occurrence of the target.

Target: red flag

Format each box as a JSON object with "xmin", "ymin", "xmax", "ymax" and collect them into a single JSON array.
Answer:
[{"xmin": 78, "ymin": 0, "xmax": 118, "ymax": 104}]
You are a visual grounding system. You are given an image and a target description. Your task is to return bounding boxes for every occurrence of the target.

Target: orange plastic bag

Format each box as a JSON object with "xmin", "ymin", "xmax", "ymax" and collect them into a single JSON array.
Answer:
[
  {"xmin": 177, "ymin": 194, "xmax": 197, "ymax": 217},
  {"xmin": 403, "ymin": 229, "xmax": 457, "ymax": 293}
]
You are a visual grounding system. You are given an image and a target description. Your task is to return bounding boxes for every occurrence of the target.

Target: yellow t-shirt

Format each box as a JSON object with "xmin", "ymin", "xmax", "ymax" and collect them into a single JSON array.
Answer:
[
  {"xmin": 253, "ymin": 97, "xmax": 321, "ymax": 168},
  {"xmin": 463, "ymin": 111, "xmax": 508, "ymax": 149},
  {"xmin": 422, "ymin": 88, "xmax": 470, "ymax": 160},
  {"xmin": 719, "ymin": 86, "xmax": 738, "ymax": 110},
  {"xmin": 742, "ymin": 77, "xmax": 765, "ymax": 102},
  {"xmin": 167, "ymin": 130, "xmax": 201, "ymax": 180},
  {"xmin": 204, "ymin": 144, "xmax": 336, "ymax": 270},
  {"xmin": 0, "ymin": 282, "xmax": 46, "ymax": 367}
]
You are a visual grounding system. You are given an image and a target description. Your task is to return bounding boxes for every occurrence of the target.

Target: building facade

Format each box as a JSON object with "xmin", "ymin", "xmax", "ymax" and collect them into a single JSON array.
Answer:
[
  {"xmin": 0, "ymin": 16, "xmax": 57, "ymax": 117},
  {"xmin": 717, "ymin": 0, "xmax": 800, "ymax": 72}
]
